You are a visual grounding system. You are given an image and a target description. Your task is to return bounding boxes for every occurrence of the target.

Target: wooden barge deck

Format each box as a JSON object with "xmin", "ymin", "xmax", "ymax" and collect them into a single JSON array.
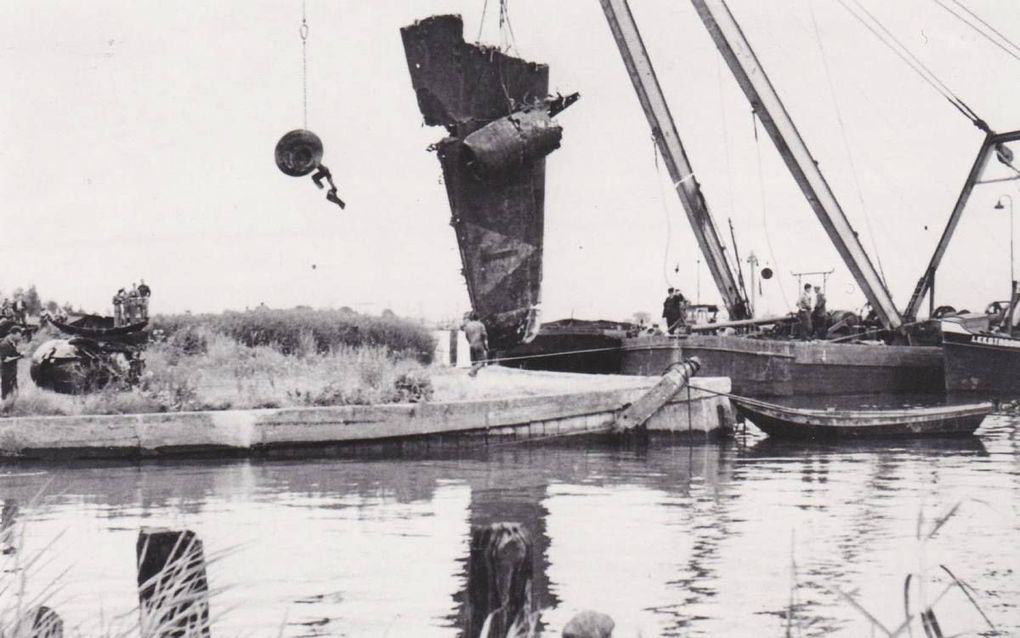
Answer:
[{"xmin": 0, "ymin": 370, "xmax": 734, "ymax": 460}]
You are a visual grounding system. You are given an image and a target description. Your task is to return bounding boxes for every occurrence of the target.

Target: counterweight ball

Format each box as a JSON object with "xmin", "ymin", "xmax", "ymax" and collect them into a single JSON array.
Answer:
[
  {"xmin": 761, "ymin": 267, "xmax": 773, "ymax": 280},
  {"xmin": 275, "ymin": 129, "xmax": 324, "ymax": 177}
]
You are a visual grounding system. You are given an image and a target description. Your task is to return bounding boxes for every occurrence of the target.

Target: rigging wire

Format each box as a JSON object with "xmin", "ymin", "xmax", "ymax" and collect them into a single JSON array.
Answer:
[
  {"xmin": 498, "ymin": 0, "xmax": 519, "ymax": 55},
  {"xmin": 937, "ymin": 0, "xmax": 1020, "ymax": 63},
  {"xmin": 752, "ymin": 113, "xmax": 791, "ymax": 311},
  {"xmin": 836, "ymin": 0, "xmax": 989, "ymax": 132},
  {"xmin": 807, "ymin": 0, "xmax": 888, "ymax": 286},
  {"xmin": 477, "ymin": 0, "xmax": 490, "ymax": 42},
  {"xmin": 300, "ymin": 0, "xmax": 309, "ymax": 129},
  {"xmin": 652, "ymin": 140, "xmax": 676, "ymax": 288}
]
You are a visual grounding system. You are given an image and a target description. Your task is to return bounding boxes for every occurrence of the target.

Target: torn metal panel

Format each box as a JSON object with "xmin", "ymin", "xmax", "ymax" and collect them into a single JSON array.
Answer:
[{"xmin": 401, "ymin": 15, "xmax": 572, "ymax": 350}]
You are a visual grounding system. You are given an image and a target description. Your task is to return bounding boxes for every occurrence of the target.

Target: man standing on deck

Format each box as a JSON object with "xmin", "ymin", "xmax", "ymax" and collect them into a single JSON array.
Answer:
[
  {"xmin": 662, "ymin": 288, "xmax": 687, "ymax": 334},
  {"xmin": 462, "ymin": 313, "xmax": 489, "ymax": 378},
  {"xmin": 0, "ymin": 326, "xmax": 24, "ymax": 401},
  {"xmin": 797, "ymin": 283, "xmax": 814, "ymax": 340},
  {"xmin": 812, "ymin": 285, "xmax": 828, "ymax": 339}
]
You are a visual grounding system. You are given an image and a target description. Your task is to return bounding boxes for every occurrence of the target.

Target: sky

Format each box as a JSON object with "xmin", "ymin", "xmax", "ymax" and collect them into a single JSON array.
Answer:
[{"xmin": 1, "ymin": 1, "xmax": 1019, "ymax": 323}]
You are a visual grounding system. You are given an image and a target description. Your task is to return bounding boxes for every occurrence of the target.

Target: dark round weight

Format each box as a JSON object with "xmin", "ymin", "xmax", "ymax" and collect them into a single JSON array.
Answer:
[
  {"xmin": 761, "ymin": 267, "xmax": 773, "ymax": 280},
  {"xmin": 274, "ymin": 129, "xmax": 324, "ymax": 177}
]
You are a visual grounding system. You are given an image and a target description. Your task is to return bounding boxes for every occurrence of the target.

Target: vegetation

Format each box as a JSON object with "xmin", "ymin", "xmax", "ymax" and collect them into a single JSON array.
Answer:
[
  {"xmin": 151, "ymin": 307, "xmax": 436, "ymax": 364},
  {"xmin": 1, "ymin": 309, "xmax": 436, "ymax": 416}
]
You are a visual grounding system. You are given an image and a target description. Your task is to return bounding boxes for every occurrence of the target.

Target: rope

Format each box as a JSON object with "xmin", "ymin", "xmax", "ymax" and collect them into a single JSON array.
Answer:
[
  {"xmin": 836, "ymin": 0, "xmax": 989, "ymax": 132},
  {"xmin": 474, "ymin": 344, "xmax": 631, "ymax": 366},
  {"xmin": 807, "ymin": 0, "xmax": 888, "ymax": 286},
  {"xmin": 934, "ymin": 0, "xmax": 1020, "ymax": 64},
  {"xmin": 498, "ymin": 0, "xmax": 519, "ymax": 55},
  {"xmin": 476, "ymin": 0, "xmax": 490, "ymax": 42},
  {"xmin": 300, "ymin": 0, "xmax": 309, "ymax": 129},
  {"xmin": 652, "ymin": 141, "xmax": 676, "ymax": 288}
]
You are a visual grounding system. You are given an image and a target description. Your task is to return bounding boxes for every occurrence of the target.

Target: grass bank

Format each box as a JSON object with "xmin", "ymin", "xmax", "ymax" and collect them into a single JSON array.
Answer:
[
  {"xmin": 151, "ymin": 307, "xmax": 436, "ymax": 363},
  {"xmin": 1, "ymin": 319, "xmax": 435, "ymax": 417}
]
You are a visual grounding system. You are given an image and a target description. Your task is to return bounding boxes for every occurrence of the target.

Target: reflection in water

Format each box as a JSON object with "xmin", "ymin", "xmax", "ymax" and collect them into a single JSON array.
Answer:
[{"xmin": 0, "ymin": 419, "xmax": 1016, "ymax": 636}]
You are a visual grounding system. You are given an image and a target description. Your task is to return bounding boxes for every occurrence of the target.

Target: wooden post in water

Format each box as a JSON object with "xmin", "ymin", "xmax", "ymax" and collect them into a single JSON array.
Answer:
[
  {"xmin": 563, "ymin": 610, "xmax": 615, "ymax": 638},
  {"xmin": 136, "ymin": 528, "xmax": 211, "ymax": 638},
  {"xmin": 465, "ymin": 522, "xmax": 534, "ymax": 638}
]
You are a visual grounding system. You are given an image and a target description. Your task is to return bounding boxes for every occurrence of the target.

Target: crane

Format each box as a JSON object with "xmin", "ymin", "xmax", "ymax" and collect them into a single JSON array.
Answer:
[{"xmin": 599, "ymin": 0, "xmax": 751, "ymax": 321}]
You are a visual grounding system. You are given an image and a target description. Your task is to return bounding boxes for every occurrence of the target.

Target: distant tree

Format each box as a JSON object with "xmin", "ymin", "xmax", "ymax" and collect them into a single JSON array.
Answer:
[
  {"xmin": 23, "ymin": 285, "xmax": 42, "ymax": 315},
  {"xmin": 339, "ymin": 306, "xmax": 355, "ymax": 314},
  {"xmin": 44, "ymin": 300, "xmax": 59, "ymax": 313},
  {"xmin": 632, "ymin": 311, "xmax": 651, "ymax": 326},
  {"xmin": 381, "ymin": 308, "xmax": 396, "ymax": 318}
]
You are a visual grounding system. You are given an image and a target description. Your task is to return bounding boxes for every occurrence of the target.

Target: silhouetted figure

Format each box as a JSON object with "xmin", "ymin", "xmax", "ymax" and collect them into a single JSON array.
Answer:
[
  {"xmin": 462, "ymin": 313, "xmax": 489, "ymax": 378},
  {"xmin": 812, "ymin": 286, "xmax": 828, "ymax": 339},
  {"xmin": 0, "ymin": 326, "xmax": 24, "ymax": 400},
  {"xmin": 797, "ymin": 283, "xmax": 814, "ymax": 340}
]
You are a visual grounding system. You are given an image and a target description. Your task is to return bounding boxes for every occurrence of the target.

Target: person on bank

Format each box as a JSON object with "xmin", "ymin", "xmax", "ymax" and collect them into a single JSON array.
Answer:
[
  {"xmin": 138, "ymin": 279, "xmax": 151, "ymax": 321},
  {"xmin": 462, "ymin": 313, "xmax": 489, "ymax": 378},
  {"xmin": 113, "ymin": 288, "xmax": 126, "ymax": 327},
  {"xmin": 812, "ymin": 285, "xmax": 828, "ymax": 339},
  {"xmin": 797, "ymin": 283, "xmax": 814, "ymax": 340},
  {"xmin": 0, "ymin": 326, "xmax": 24, "ymax": 401}
]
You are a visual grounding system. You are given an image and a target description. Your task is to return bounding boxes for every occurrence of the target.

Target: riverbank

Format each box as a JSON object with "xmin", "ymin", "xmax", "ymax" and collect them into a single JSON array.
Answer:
[{"xmin": 0, "ymin": 368, "xmax": 733, "ymax": 459}]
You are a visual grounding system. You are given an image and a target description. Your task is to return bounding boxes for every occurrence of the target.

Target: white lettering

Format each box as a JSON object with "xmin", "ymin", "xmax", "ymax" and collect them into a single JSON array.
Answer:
[{"xmin": 972, "ymin": 335, "xmax": 1020, "ymax": 349}]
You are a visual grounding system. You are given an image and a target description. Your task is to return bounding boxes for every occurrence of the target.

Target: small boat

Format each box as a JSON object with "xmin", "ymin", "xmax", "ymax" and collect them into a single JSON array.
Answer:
[
  {"xmin": 50, "ymin": 314, "xmax": 148, "ymax": 340},
  {"xmin": 732, "ymin": 397, "xmax": 992, "ymax": 439}
]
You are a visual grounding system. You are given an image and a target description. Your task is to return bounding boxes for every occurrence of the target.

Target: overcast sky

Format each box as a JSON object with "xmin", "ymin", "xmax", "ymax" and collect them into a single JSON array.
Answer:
[{"xmin": 2, "ymin": 1, "xmax": 1018, "ymax": 322}]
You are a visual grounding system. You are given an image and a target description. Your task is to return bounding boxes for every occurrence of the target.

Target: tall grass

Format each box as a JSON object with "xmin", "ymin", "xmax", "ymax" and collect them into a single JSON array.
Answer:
[
  {"xmin": 789, "ymin": 499, "xmax": 1002, "ymax": 637},
  {"xmin": 151, "ymin": 308, "xmax": 436, "ymax": 364},
  {"xmin": 1, "ymin": 325, "xmax": 433, "ymax": 418}
]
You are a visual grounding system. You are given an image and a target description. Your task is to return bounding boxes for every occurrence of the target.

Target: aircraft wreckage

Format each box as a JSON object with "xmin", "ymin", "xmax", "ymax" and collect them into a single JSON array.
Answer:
[
  {"xmin": 30, "ymin": 314, "xmax": 146, "ymax": 394},
  {"xmin": 401, "ymin": 15, "xmax": 577, "ymax": 350}
]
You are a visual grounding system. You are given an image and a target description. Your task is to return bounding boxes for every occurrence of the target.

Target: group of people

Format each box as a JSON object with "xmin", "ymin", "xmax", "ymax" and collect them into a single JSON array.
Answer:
[
  {"xmin": 797, "ymin": 283, "xmax": 828, "ymax": 340},
  {"xmin": 112, "ymin": 280, "xmax": 151, "ymax": 327},
  {"xmin": 0, "ymin": 296, "xmax": 27, "ymax": 325}
]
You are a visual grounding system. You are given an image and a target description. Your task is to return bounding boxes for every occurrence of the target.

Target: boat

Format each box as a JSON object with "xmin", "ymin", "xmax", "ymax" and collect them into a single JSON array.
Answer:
[
  {"xmin": 941, "ymin": 319, "xmax": 1020, "ymax": 397},
  {"xmin": 50, "ymin": 314, "xmax": 148, "ymax": 340},
  {"xmin": 732, "ymin": 396, "xmax": 992, "ymax": 439}
]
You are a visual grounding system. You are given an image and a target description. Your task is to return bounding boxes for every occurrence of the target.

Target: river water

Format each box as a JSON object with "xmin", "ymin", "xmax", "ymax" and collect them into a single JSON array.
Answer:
[{"xmin": 0, "ymin": 416, "xmax": 1017, "ymax": 637}]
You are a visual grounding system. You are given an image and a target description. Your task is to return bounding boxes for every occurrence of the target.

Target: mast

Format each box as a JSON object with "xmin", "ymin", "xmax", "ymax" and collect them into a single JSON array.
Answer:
[
  {"xmin": 690, "ymin": 0, "xmax": 903, "ymax": 330},
  {"xmin": 905, "ymin": 129, "xmax": 1020, "ymax": 320},
  {"xmin": 600, "ymin": 0, "xmax": 750, "ymax": 320}
]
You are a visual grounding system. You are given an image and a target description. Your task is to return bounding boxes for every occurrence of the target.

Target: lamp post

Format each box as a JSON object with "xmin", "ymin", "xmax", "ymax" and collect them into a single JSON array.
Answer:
[{"xmin": 994, "ymin": 194, "xmax": 1014, "ymax": 297}]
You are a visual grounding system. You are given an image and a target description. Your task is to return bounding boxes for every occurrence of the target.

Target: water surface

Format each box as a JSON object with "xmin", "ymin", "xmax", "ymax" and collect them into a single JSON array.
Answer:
[{"xmin": 0, "ymin": 415, "xmax": 1017, "ymax": 636}]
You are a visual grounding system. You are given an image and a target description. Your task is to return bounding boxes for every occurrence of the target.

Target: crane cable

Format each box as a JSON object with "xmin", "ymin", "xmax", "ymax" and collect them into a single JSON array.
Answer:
[
  {"xmin": 807, "ymin": 1, "xmax": 889, "ymax": 287},
  {"xmin": 300, "ymin": 0, "xmax": 309, "ymax": 129},
  {"xmin": 934, "ymin": 0, "xmax": 1020, "ymax": 64},
  {"xmin": 652, "ymin": 140, "xmax": 676, "ymax": 288},
  {"xmin": 836, "ymin": 0, "xmax": 989, "ymax": 133}
]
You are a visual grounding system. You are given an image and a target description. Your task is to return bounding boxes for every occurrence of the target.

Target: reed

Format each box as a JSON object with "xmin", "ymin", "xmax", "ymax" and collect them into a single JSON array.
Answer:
[
  {"xmin": 818, "ymin": 499, "xmax": 1000, "ymax": 637},
  {"xmin": 151, "ymin": 307, "xmax": 437, "ymax": 364}
]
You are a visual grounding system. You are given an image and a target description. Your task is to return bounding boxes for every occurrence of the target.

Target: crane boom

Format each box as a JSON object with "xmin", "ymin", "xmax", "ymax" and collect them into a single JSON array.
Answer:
[
  {"xmin": 905, "ymin": 129, "xmax": 1020, "ymax": 320},
  {"xmin": 599, "ymin": 0, "xmax": 750, "ymax": 320},
  {"xmin": 691, "ymin": 0, "xmax": 903, "ymax": 330}
]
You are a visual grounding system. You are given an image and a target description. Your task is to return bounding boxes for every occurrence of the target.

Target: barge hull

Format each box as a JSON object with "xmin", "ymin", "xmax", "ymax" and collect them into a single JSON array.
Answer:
[
  {"xmin": 942, "ymin": 321, "xmax": 1020, "ymax": 397},
  {"xmin": 621, "ymin": 334, "xmax": 944, "ymax": 398}
]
